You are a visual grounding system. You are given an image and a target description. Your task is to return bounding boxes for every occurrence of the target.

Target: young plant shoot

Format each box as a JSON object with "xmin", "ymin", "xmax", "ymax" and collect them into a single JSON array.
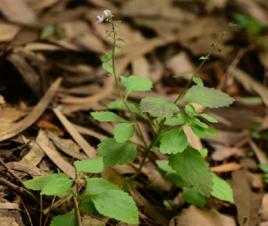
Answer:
[{"xmin": 24, "ymin": 9, "xmax": 235, "ymax": 226}]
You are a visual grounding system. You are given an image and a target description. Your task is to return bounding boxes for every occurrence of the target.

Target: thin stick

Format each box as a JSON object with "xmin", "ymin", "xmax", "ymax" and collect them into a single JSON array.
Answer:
[
  {"xmin": 0, "ymin": 159, "xmax": 24, "ymax": 185},
  {"xmin": 73, "ymin": 192, "xmax": 82, "ymax": 226}
]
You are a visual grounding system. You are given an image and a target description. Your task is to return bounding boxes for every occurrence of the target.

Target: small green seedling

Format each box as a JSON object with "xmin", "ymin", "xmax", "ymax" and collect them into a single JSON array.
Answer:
[{"xmin": 24, "ymin": 9, "xmax": 235, "ymax": 226}]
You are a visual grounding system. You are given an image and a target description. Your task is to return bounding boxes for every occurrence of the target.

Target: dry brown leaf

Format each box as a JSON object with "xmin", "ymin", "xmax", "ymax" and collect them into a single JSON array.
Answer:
[
  {"xmin": 0, "ymin": 209, "xmax": 24, "ymax": 226},
  {"xmin": 140, "ymin": 162, "xmax": 172, "ymax": 192},
  {"xmin": 48, "ymin": 132, "xmax": 87, "ymax": 160},
  {"xmin": 205, "ymin": 0, "xmax": 227, "ymax": 11},
  {"xmin": 0, "ymin": 78, "xmax": 62, "ymax": 142},
  {"xmin": 0, "ymin": 107, "xmax": 26, "ymax": 134},
  {"xmin": 0, "ymin": 0, "xmax": 37, "ymax": 25},
  {"xmin": 30, "ymin": 0, "xmax": 59, "ymax": 10},
  {"xmin": 0, "ymin": 201, "xmax": 19, "ymax": 210},
  {"xmin": 60, "ymin": 76, "xmax": 114, "ymax": 104},
  {"xmin": 206, "ymin": 130, "xmax": 246, "ymax": 146},
  {"xmin": 7, "ymin": 130, "xmax": 46, "ymax": 176},
  {"xmin": 101, "ymin": 167, "xmax": 125, "ymax": 188},
  {"xmin": 86, "ymin": 0, "xmax": 117, "ymax": 12},
  {"xmin": 249, "ymin": 139, "xmax": 268, "ymax": 164},
  {"xmin": 260, "ymin": 222, "xmax": 268, "ymax": 226},
  {"xmin": 231, "ymin": 170, "xmax": 262, "ymax": 226},
  {"xmin": 53, "ymin": 107, "xmax": 97, "ymax": 158},
  {"xmin": 177, "ymin": 16, "xmax": 232, "ymax": 57},
  {"xmin": 261, "ymin": 194, "xmax": 268, "ymax": 221},
  {"xmin": 8, "ymin": 53, "xmax": 41, "ymax": 97},
  {"xmin": 37, "ymin": 130, "xmax": 76, "ymax": 179},
  {"xmin": 248, "ymin": 172, "xmax": 264, "ymax": 190},
  {"xmin": 211, "ymin": 146, "xmax": 245, "ymax": 161},
  {"xmin": 122, "ymin": 0, "xmax": 195, "ymax": 36},
  {"xmin": 73, "ymin": 123, "xmax": 106, "ymax": 140},
  {"xmin": 232, "ymin": 68, "xmax": 268, "ymax": 106},
  {"xmin": 167, "ymin": 52, "xmax": 195, "ymax": 78},
  {"xmin": 23, "ymin": 42, "xmax": 62, "ymax": 52},
  {"xmin": 211, "ymin": 162, "xmax": 241, "ymax": 173},
  {"xmin": 81, "ymin": 215, "xmax": 108, "ymax": 226},
  {"xmin": 128, "ymin": 182, "xmax": 169, "ymax": 225},
  {"xmin": 0, "ymin": 22, "xmax": 20, "ymax": 42},
  {"xmin": 169, "ymin": 205, "xmax": 236, "ymax": 226},
  {"xmin": 93, "ymin": 22, "xmax": 144, "ymax": 46},
  {"xmin": 0, "ymin": 217, "xmax": 19, "ymax": 226},
  {"xmin": 182, "ymin": 125, "xmax": 202, "ymax": 150},
  {"xmin": 132, "ymin": 56, "xmax": 150, "ymax": 79},
  {"xmin": 61, "ymin": 20, "xmax": 105, "ymax": 52}
]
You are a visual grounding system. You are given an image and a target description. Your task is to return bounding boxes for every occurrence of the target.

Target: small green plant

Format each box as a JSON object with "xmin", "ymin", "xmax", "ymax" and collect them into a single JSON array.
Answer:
[{"xmin": 24, "ymin": 9, "xmax": 235, "ymax": 225}]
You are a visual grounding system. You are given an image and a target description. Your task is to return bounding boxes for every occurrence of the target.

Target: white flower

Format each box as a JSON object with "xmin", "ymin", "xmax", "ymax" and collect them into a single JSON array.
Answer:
[
  {"xmin": 96, "ymin": 15, "xmax": 104, "ymax": 24},
  {"xmin": 103, "ymin": 9, "xmax": 112, "ymax": 18},
  {"xmin": 96, "ymin": 9, "xmax": 112, "ymax": 24}
]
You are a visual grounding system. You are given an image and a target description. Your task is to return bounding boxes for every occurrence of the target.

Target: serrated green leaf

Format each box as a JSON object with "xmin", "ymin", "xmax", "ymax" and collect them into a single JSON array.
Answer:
[
  {"xmin": 121, "ymin": 75, "xmax": 152, "ymax": 97},
  {"xmin": 169, "ymin": 147, "xmax": 213, "ymax": 196},
  {"xmin": 182, "ymin": 188, "xmax": 207, "ymax": 207},
  {"xmin": 108, "ymin": 100, "xmax": 140, "ymax": 114},
  {"xmin": 200, "ymin": 113, "xmax": 218, "ymax": 123},
  {"xmin": 102, "ymin": 62, "xmax": 113, "ymax": 74},
  {"xmin": 184, "ymin": 85, "xmax": 234, "ymax": 108},
  {"xmin": 98, "ymin": 138, "xmax": 137, "ymax": 166},
  {"xmin": 41, "ymin": 178, "xmax": 72, "ymax": 197},
  {"xmin": 140, "ymin": 97, "xmax": 179, "ymax": 119},
  {"xmin": 91, "ymin": 111, "xmax": 126, "ymax": 122},
  {"xmin": 159, "ymin": 128, "xmax": 188, "ymax": 154},
  {"xmin": 50, "ymin": 210, "xmax": 77, "ymax": 226},
  {"xmin": 184, "ymin": 105, "xmax": 196, "ymax": 118},
  {"xmin": 74, "ymin": 157, "xmax": 104, "ymax": 173},
  {"xmin": 24, "ymin": 173, "xmax": 73, "ymax": 197},
  {"xmin": 113, "ymin": 122, "xmax": 134, "ymax": 143},
  {"xmin": 211, "ymin": 174, "xmax": 234, "ymax": 203},
  {"xmin": 93, "ymin": 190, "xmax": 138, "ymax": 224},
  {"xmin": 85, "ymin": 178, "xmax": 139, "ymax": 224}
]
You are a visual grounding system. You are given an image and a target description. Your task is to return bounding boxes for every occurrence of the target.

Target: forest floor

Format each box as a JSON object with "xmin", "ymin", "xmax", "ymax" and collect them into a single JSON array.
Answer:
[{"xmin": 0, "ymin": 0, "xmax": 268, "ymax": 225}]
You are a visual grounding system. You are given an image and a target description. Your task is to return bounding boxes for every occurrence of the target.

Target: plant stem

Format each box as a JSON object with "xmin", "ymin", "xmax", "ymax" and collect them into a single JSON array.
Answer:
[
  {"xmin": 135, "ymin": 118, "xmax": 165, "ymax": 176},
  {"xmin": 136, "ymin": 30, "xmax": 228, "ymax": 174},
  {"xmin": 174, "ymin": 31, "xmax": 226, "ymax": 105},
  {"xmin": 110, "ymin": 22, "xmax": 148, "ymax": 148},
  {"xmin": 73, "ymin": 191, "xmax": 82, "ymax": 226}
]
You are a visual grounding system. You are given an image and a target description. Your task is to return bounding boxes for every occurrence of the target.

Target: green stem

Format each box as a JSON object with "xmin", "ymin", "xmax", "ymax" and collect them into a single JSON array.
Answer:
[
  {"xmin": 174, "ymin": 31, "xmax": 226, "ymax": 105},
  {"xmin": 135, "ymin": 118, "xmax": 165, "ymax": 176},
  {"xmin": 73, "ymin": 191, "xmax": 82, "ymax": 226},
  {"xmin": 110, "ymin": 22, "xmax": 148, "ymax": 149}
]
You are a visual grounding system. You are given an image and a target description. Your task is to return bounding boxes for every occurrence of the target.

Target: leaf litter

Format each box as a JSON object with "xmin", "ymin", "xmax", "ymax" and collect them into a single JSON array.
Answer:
[{"xmin": 0, "ymin": 0, "xmax": 267, "ymax": 225}]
